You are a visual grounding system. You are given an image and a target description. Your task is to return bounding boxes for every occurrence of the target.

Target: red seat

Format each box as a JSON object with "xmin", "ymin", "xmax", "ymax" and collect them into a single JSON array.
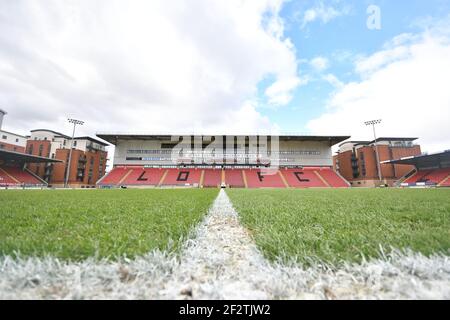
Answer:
[
  {"xmin": 0, "ymin": 166, "xmax": 43, "ymax": 185},
  {"xmin": 318, "ymin": 169, "xmax": 349, "ymax": 188},
  {"xmin": 283, "ymin": 169, "xmax": 327, "ymax": 188},
  {"xmin": 162, "ymin": 169, "xmax": 202, "ymax": 186},
  {"xmin": 404, "ymin": 170, "xmax": 442, "ymax": 184},
  {"xmin": 121, "ymin": 168, "xmax": 165, "ymax": 186},
  {"xmin": 98, "ymin": 167, "xmax": 128, "ymax": 185},
  {"xmin": 0, "ymin": 167, "xmax": 18, "ymax": 185},
  {"xmin": 245, "ymin": 169, "xmax": 286, "ymax": 188},
  {"xmin": 422, "ymin": 168, "xmax": 450, "ymax": 184},
  {"xmin": 203, "ymin": 169, "xmax": 222, "ymax": 188},
  {"xmin": 225, "ymin": 170, "xmax": 245, "ymax": 188},
  {"xmin": 441, "ymin": 177, "xmax": 450, "ymax": 186}
]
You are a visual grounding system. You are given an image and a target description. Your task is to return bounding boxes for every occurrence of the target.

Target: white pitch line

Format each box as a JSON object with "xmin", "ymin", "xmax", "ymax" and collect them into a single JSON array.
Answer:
[
  {"xmin": 157, "ymin": 189, "xmax": 450, "ymax": 300},
  {"xmin": 158, "ymin": 189, "xmax": 273, "ymax": 299},
  {"xmin": 1, "ymin": 189, "xmax": 449, "ymax": 299}
]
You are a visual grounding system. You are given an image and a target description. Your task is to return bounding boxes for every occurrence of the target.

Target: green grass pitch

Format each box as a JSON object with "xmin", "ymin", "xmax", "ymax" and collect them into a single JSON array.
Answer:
[
  {"xmin": 1, "ymin": 188, "xmax": 449, "ymax": 265},
  {"xmin": 0, "ymin": 189, "xmax": 218, "ymax": 260},
  {"xmin": 227, "ymin": 188, "xmax": 450, "ymax": 265}
]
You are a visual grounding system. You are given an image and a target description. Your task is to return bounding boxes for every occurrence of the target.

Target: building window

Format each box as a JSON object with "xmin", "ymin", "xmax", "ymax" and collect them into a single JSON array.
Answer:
[
  {"xmin": 28, "ymin": 145, "xmax": 34, "ymax": 155},
  {"xmin": 16, "ymin": 138, "xmax": 19, "ymax": 143},
  {"xmin": 73, "ymin": 141, "xmax": 77, "ymax": 147},
  {"xmin": 1, "ymin": 135, "xmax": 6, "ymax": 140},
  {"xmin": 0, "ymin": 144, "xmax": 4, "ymax": 149}
]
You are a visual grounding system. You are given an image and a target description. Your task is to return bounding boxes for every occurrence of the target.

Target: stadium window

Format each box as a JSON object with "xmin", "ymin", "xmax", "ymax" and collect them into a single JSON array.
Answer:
[
  {"xmin": 15, "ymin": 138, "xmax": 19, "ymax": 143},
  {"xmin": 0, "ymin": 144, "xmax": 4, "ymax": 149},
  {"xmin": 1, "ymin": 135, "xmax": 6, "ymax": 139},
  {"xmin": 38, "ymin": 144, "xmax": 44, "ymax": 156},
  {"xmin": 28, "ymin": 145, "xmax": 34, "ymax": 154},
  {"xmin": 161, "ymin": 143, "xmax": 177, "ymax": 149}
]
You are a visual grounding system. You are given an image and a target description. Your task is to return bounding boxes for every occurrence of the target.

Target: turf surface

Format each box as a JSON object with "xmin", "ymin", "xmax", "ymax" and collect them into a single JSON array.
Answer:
[
  {"xmin": 227, "ymin": 188, "xmax": 450, "ymax": 265},
  {"xmin": 0, "ymin": 189, "xmax": 218, "ymax": 260}
]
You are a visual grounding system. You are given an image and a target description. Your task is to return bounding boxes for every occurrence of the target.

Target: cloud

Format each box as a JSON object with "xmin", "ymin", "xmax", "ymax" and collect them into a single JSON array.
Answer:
[
  {"xmin": 322, "ymin": 73, "xmax": 343, "ymax": 88},
  {"xmin": 0, "ymin": 0, "xmax": 299, "ymax": 138},
  {"xmin": 310, "ymin": 56, "xmax": 329, "ymax": 71},
  {"xmin": 300, "ymin": 1, "xmax": 350, "ymax": 29},
  {"xmin": 307, "ymin": 25, "xmax": 450, "ymax": 153},
  {"xmin": 265, "ymin": 76, "xmax": 308, "ymax": 106}
]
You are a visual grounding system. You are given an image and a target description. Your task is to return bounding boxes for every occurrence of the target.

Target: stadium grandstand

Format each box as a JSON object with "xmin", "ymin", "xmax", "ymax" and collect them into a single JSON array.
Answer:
[
  {"xmin": 96, "ymin": 133, "xmax": 351, "ymax": 188},
  {"xmin": 0, "ymin": 149, "xmax": 61, "ymax": 188},
  {"xmin": 382, "ymin": 150, "xmax": 450, "ymax": 187}
]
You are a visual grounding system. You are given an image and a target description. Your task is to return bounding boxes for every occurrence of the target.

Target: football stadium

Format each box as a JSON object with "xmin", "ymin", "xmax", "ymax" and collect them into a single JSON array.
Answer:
[
  {"xmin": 1, "ymin": 119, "xmax": 450, "ymax": 299},
  {"xmin": 1, "ymin": 2, "xmax": 450, "ymax": 303},
  {"xmin": 95, "ymin": 133, "xmax": 350, "ymax": 189}
]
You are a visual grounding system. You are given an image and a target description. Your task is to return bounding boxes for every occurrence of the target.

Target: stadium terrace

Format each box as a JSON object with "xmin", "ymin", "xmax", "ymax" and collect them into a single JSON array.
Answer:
[{"xmin": 95, "ymin": 133, "xmax": 352, "ymax": 188}]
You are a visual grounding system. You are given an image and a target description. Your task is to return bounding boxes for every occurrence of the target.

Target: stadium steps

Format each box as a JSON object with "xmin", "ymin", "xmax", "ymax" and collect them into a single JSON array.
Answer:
[
  {"xmin": 0, "ymin": 166, "xmax": 44, "ymax": 185},
  {"xmin": 422, "ymin": 168, "xmax": 450, "ymax": 185},
  {"xmin": 0, "ymin": 166, "xmax": 20, "ymax": 185},
  {"xmin": 24, "ymin": 168, "xmax": 48, "ymax": 185},
  {"xmin": 158, "ymin": 169, "xmax": 169, "ymax": 186},
  {"xmin": 403, "ymin": 171, "xmax": 418, "ymax": 184},
  {"xmin": 395, "ymin": 169, "xmax": 417, "ymax": 186},
  {"xmin": 118, "ymin": 169, "xmax": 133, "ymax": 185},
  {"xmin": 199, "ymin": 170, "xmax": 205, "ymax": 187},
  {"xmin": 318, "ymin": 169, "xmax": 350, "ymax": 188},
  {"xmin": 97, "ymin": 167, "xmax": 128, "ymax": 186},
  {"xmin": 242, "ymin": 170, "xmax": 248, "ymax": 188},
  {"xmin": 245, "ymin": 169, "xmax": 286, "ymax": 188},
  {"xmin": 440, "ymin": 175, "xmax": 450, "ymax": 187},
  {"xmin": 314, "ymin": 171, "xmax": 331, "ymax": 187},
  {"xmin": 403, "ymin": 170, "xmax": 432, "ymax": 184},
  {"xmin": 0, "ymin": 167, "xmax": 20, "ymax": 184},
  {"xmin": 278, "ymin": 170, "xmax": 290, "ymax": 188},
  {"xmin": 332, "ymin": 170, "xmax": 351, "ymax": 187}
]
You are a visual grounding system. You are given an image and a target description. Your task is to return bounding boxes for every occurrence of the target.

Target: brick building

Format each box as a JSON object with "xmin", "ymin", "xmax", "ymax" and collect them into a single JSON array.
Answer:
[
  {"xmin": 0, "ymin": 130, "xmax": 27, "ymax": 153},
  {"xmin": 26, "ymin": 129, "xmax": 108, "ymax": 187},
  {"xmin": 0, "ymin": 109, "xmax": 28, "ymax": 153},
  {"xmin": 333, "ymin": 138, "xmax": 421, "ymax": 187}
]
